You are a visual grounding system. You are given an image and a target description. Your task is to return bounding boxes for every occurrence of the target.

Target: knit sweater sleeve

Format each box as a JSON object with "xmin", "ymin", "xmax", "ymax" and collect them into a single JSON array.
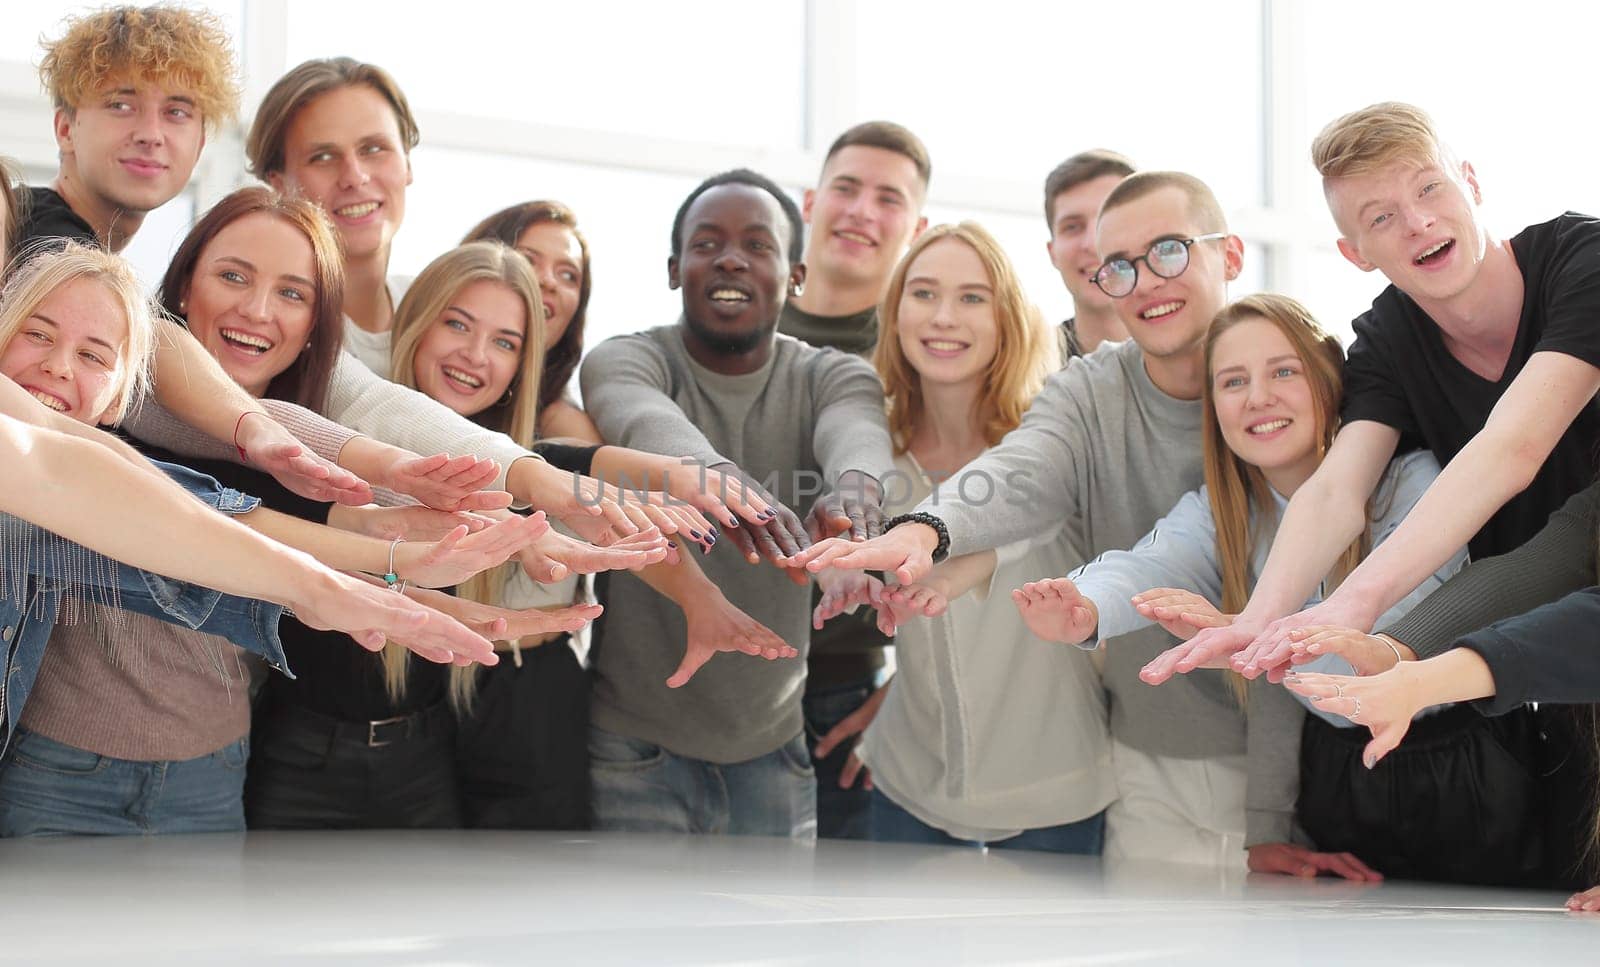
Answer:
[
  {"xmin": 1455, "ymin": 586, "xmax": 1600, "ymax": 715},
  {"xmin": 916, "ymin": 365, "xmax": 1091, "ymax": 557},
  {"xmin": 808, "ymin": 350, "xmax": 895, "ymax": 483},
  {"xmin": 323, "ymin": 351, "xmax": 533, "ymax": 492},
  {"xmin": 124, "ymin": 398, "xmax": 354, "ymax": 464},
  {"xmin": 1380, "ymin": 478, "xmax": 1600, "ymax": 658},
  {"xmin": 1069, "ymin": 488, "xmax": 1225, "ymax": 647},
  {"xmin": 578, "ymin": 333, "xmax": 725, "ymax": 465}
]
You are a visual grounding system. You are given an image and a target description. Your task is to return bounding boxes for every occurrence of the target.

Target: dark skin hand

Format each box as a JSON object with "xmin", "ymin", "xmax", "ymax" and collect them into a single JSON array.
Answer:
[
  {"xmin": 712, "ymin": 461, "xmax": 810, "ymax": 566},
  {"xmin": 806, "ymin": 469, "xmax": 884, "ymax": 543}
]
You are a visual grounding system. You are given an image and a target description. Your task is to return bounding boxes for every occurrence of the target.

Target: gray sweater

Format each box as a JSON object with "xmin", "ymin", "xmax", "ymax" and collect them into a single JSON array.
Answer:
[
  {"xmin": 915, "ymin": 341, "xmax": 1245, "ymax": 756},
  {"xmin": 579, "ymin": 325, "xmax": 894, "ymax": 763}
]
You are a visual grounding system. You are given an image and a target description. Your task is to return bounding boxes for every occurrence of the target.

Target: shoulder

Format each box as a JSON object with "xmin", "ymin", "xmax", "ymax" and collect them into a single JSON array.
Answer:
[
  {"xmin": 1348, "ymin": 284, "xmax": 1418, "ymax": 345},
  {"xmin": 585, "ymin": 327, "xmax": 677, "ymax": 367},
  {"xmin": 1517, "ymin": 212, "xmax": 1600, "ymax": 282}
]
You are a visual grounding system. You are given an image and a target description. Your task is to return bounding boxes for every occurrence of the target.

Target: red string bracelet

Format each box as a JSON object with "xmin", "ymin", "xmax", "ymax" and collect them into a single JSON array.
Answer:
[{"xmin": 233, "ymin": 411, "xmax": 257, "ymax": 462}]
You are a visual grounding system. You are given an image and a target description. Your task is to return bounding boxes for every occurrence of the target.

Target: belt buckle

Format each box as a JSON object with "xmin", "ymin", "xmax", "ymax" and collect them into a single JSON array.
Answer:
[{"xmin": 367, "ymin": 714, "xmax": 408, "ymax": 747}]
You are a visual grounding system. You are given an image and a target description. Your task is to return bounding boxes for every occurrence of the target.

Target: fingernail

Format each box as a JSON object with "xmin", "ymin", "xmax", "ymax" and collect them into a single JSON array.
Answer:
[
  {"xmin": 1363, "ymin": 754, "xmax": 1377, "ymax": 770},
  {"xmin": 1282, "ymin": 672, "xmax": 1300, "ymax": 683},
  {"xmin": 690, "ymin": 530, "xmax": 703, "ymax": 541}
]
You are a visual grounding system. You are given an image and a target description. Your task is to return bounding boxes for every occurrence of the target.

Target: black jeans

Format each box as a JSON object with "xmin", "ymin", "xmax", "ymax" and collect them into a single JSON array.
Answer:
[
  {"xmin": 454, "ymin": 637, "xmax": 590, "ymax": 829},
  {"xmin": 245, "ymin": 703, "xmax": 460, "ymax": 829},
  {"xmin": 1297, "ymin": 703, "xmax": 1544, "ymax": 886}
]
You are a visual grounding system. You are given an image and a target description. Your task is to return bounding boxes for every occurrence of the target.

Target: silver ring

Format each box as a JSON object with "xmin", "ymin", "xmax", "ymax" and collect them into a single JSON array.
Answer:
[
  {"xmin": 1350, "ymin": 696, "xmax": 1363, "ymax": 720},
  {"xmin": 1334, "ymin": 682, "xmax": 1346, "ymax": 699}
]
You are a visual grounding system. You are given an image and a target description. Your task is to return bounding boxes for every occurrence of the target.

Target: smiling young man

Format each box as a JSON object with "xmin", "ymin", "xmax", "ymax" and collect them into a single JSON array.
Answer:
[
  {"xmin": 22, "ymin": 5, "xmax": 236, "ymax": 254},
  {"xmin": 1043, "ymin": 150, "xmax": 1136, "ymax": 361},
  {"xmin": 793, "ymin": 173, "xmax": 1368, "ymax": 874},
  {"xmin": 775, "ymin": 121, "xmax": 929, "ymax": 840},
  {"xmin": 578, "ymin": 169, "xmax": 893, "ymax": 838},
  {"xmin": 1143, "ymin": 102, "xmax": 1600, "ymax": 888}
]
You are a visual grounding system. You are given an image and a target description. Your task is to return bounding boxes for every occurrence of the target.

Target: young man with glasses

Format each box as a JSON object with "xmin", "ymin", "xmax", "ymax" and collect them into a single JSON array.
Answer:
[
  {"xmin": 793, "ymin": 172, "xmax": 1358, "ymax": 873},
  {"xmin": 1043, "ymin": 150, "xmax": 1137, "ymax": 362}
]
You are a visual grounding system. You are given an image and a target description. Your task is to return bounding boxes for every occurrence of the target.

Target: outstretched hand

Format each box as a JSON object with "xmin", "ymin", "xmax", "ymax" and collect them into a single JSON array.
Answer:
[
  {"xmin": 382, "ymin": 452, "xmax": 511, "ymax": 512},
  {"xmin": 1012, "ymin": 577, "xmax": 1099, "ymax": 646},
  {"xmin": 1282, "ymin": 666, "xmax": 1423, "ymax": 768},
  {"xmin": 1130, "ymin": 587, "xmax": 1231, "ymax": 641},
  {"xmin": 289, "ymin": 569, "xmax": 496, "ymax": 666},
  {"xmin": 667, "ymin": 590, "xmax": 797, "ymax": 688}
]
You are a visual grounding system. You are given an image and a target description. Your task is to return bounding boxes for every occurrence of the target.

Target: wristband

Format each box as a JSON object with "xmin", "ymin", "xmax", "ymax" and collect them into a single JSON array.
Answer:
[
  {"xmin": 1373, "ymin": 633, "xmax": 1405, "ymax": 666},
  {"xmin": 384, "ymin": 538, "xmax": 407, "ymax": 593},
  {"xmin": 233, "ymin": 411, "xmax": 259, "ymax": 462},
  {"xmin": 883, "ymin": 512, "xmax": 950, "ymax": 564}
]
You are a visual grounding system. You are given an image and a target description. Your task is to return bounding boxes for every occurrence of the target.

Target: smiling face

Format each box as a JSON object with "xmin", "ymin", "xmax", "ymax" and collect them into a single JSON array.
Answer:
[
  {"xmin": 895, "ymin": 237, "xmax": 999, "ymax": 391},
  {"xmin": 802, "ymin": 145, "xmax": 926, "ymax": 291},
  {"xmin": 410, "ymin": 279, "xmax": 528, "ymax": 417},
  {"xmin": 670, "ymin": 183, "xmax": 802, "ymax": 357},
  {"xmin": 1047, "ymin": 173, "xmax": 1124, "ymax": 312},
  {"xmin": 0, "ymin": 276, "xmax": 128, "ymax": 424},
  {"xmin": 56, "ymin": 78, "xmax": 206, "ymax": 218},
  {"xmin": 1095, "ymin": 185, "xmax": 1238, "ymax": 361},
  {"xmin": 1326, "ymin": 158, "xmax": 1486, "ymax": 304},
  {"xmin": 181, "ymin": 212, "xmax": 318, "ymax": 397},
  {"xmin": 1209, "ymin": 316, "xmax": 1321, "ymax": 488},
  {"xmin": 514, "ymin": 221, "xmax": 584, "ymax": 349},
  {"xmin": 269, "ymin": 83, "xmax": 412, "ymax": 264}
]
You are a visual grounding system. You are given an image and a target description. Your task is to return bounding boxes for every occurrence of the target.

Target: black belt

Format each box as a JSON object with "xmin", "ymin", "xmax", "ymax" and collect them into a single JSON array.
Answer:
[{"xmin": 263, "ymin": 702, "xmax": 452, "ymax": 749}]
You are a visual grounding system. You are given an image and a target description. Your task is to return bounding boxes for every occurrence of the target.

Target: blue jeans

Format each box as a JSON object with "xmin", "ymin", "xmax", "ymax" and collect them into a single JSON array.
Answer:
[
  {"xmin": 0, "ymin": 730, "xmax": 249, "ymax": 836},
  {"xmin": 589, "ymin": 725, "xmax": 816, "ymax": 839},
  {"xmin": 804, "ymin": 677, "xmax": 875, "ymax": 840},
  {"xmin": 869, "ymin": 788, "xmax": 1105, "ymax": 854}
]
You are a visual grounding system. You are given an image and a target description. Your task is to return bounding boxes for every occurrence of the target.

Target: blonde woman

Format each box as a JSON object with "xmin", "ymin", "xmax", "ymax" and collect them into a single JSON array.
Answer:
[
  {"xmin": 1014, "ymin": 294, "xmax": 1472, "ymax": 880},
  {"xmin": 812, "ymin": 222, "xmax": 1112, "ymax": 852}
]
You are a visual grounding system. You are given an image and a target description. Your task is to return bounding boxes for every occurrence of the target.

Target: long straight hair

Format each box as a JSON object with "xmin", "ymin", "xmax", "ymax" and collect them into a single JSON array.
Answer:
[
  {"xmin": 385, "ymin": 240, "xmax": 545, "ymax": 712},
  {"xmin": 1201, "ymin": 294, "xmax": 1363, "ymax": 704},
  {"xmin": 874, "ymin": 222, "xmax": 1053, "ymax": 453}
]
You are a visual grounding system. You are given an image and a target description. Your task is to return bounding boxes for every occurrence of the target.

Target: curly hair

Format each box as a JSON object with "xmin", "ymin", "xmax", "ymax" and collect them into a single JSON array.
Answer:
[{"xmin": 39, "ymin": 5, "xmax": 240, "ymax": 131}]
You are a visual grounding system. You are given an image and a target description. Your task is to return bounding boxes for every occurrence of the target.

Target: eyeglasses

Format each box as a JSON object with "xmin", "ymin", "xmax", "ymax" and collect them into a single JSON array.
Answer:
[{"xmin": 1091, "ymin": 233, "xmax": 1227, "ymax": 298}]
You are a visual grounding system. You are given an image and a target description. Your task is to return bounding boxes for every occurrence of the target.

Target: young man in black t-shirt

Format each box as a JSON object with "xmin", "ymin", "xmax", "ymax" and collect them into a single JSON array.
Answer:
[
  {"xmin": 20, "ymin": 6, "xmax": 238, "ymax": 253},
  {"xmin": 1144, "ymin": 101, "xmax": 1600, "ymax": 888},
  {"xmin": 1042, "ymin": 149, "xmax": 1136, "ymax": 363}
]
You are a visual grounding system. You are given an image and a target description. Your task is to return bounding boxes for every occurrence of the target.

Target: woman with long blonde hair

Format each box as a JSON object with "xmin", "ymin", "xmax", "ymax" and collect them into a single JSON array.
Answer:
[
  {"xmin": 811, "ymin": 222, "xmax": 1112, "ymax": 851},
  {"xmin": 1013, "ymin": 293, "xmax": 1483, "ymax": 880}
]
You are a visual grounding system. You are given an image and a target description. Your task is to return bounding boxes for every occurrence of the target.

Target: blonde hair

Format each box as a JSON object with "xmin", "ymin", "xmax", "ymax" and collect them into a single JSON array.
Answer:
[
  {"xmin": 875, "ymin": 222, "xmax": 1052, "ymax": 454},
  {"xmin": 385, "ymin": 240, "xmax": 546, "ymax": 712},
  {"xmin": 1201, "ymin": 294, "xmax": 1362, "ymax": 704},
  {"xmin": 39, "ymin": 5, "xmax": 240, "ymax": 131},
  {"xmin": 1311, "ymin": 102, "xmax": 1444, "ymax": 180},
  {"xmin": 246, "ymin": 57, "xmax": 419, "ymax": 180},
  {"xmin": 0, "ymin": 242, "xmax": 155, "ymax": 424}
]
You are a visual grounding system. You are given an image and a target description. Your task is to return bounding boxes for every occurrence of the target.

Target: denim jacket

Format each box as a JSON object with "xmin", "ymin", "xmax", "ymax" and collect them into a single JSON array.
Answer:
[{"xmin": 0, "ymin": 459, "xmax": 289, "ymax": 755}]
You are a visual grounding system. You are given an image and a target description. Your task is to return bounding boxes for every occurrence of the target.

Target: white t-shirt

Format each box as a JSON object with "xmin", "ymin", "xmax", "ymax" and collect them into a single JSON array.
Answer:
[{"xmin": 341, "ymin": 275, "xmax": 412, "ymax": 376}]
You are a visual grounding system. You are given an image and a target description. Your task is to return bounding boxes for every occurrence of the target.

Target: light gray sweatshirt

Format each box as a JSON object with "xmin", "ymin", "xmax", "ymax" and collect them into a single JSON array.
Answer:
[{"xmin": 580, "ymin": 324, "xmax": 894, "ymax": 763}]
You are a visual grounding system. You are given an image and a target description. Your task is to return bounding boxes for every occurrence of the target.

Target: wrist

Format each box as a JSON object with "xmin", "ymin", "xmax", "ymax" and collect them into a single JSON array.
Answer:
[
  {"xmin": 1374, "ymin": 633, "xmax": 1414, "ymax": 664},
  {"xmin": 884, "ymin": 514, "xmax": 948, "ymax": 563}
]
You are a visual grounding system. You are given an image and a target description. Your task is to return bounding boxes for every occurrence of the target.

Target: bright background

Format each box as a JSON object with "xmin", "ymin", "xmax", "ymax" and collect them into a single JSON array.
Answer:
[{"xmin": 0, "ymin": 0, "xmax": 1593, "ymax": 352}]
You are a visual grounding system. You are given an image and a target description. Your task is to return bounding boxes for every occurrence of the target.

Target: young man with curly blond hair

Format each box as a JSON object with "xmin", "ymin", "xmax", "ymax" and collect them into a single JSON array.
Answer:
[{"xmin": 21, "ymin": 4, "xmax": 239, "ymax": 253}]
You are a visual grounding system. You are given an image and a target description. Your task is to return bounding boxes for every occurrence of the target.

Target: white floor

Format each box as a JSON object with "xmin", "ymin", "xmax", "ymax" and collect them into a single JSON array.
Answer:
[{"xmin": 0, "ymin": 831, "xmax": 1591, "ymax": 964}]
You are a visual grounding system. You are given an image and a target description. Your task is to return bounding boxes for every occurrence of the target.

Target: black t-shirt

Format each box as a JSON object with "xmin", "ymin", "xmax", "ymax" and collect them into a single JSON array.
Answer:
[
  {"xmin": 16, "ymin": 186, "xmax": 97, "ymax": 251},
  {"xmin": 180, "ymin": 452, "xmax": 451, "ymax": 722},
  {"xmin": 1340, "ymin": 212, "xmax": 1600, "ymax": 560}
]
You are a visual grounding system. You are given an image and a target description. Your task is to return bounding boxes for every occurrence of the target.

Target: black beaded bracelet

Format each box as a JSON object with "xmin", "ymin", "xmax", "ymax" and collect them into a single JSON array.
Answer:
[{"xmin": 884, "ymin": 512, "xmax": 951, "ymax": 564}]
